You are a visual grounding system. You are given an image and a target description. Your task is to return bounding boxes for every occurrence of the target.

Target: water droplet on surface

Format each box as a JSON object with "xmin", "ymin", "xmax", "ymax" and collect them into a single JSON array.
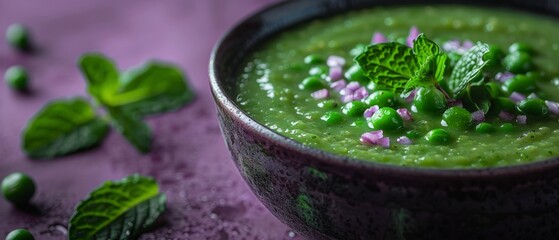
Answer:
[{"xmin": 287, "ymin": 230, "xmax": 296, "ymax": 238}]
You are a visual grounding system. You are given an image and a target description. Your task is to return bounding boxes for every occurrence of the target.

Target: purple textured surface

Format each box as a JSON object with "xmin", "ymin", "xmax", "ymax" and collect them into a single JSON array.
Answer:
[{"xmin": 0, "ymin": 0, "xmax": 302, "ymax": 239}]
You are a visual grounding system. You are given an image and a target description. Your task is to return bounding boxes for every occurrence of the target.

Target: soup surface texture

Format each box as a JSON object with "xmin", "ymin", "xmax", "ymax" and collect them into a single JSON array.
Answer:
[{"xmin": 236, "ymin": 5, "xmax": 559, "ymax": 168}]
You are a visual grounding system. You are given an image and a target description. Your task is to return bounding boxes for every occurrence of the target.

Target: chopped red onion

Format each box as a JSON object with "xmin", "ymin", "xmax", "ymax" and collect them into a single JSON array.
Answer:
[
  {"xmin": 360, "ymin": 130, "xmax": 384, "ymax": 145},
  {"xmin": 353, "ymin": 87, "xmax": 369, "ymax": 100},
  {"xmin": 499, "ymin": 111, "xmax": 515, "ymax": 121},
  {"xmin": 363, "ymin": 105, "xmax": 380, "ymax": 118},
  {"xmin": 447, "ymin": 99, "xmax": 463, "ymax": 108},
  {"xmin": 327, "ymin": 55, "xmax": 346, "ymax": 68},
  {"xmin": 495, "ymin": 72, "xmax": 514, "ymax": 82},
  {"xmin": 546, "ymin": 100, "xmax": 559, "ymax": 115},
  {"xmin": 471, "ymin": 110, "xmax": 485, "ymax": 123},
  {"xmin": 396, "ymin": 136, "xmax": 413, "ymax": 145},
  {"xmin": 372, "ymin": 32, "xmax": 387, "ymax": 44},
  {"xmin": 311, "ymin": 89, "xmax": 329, "ymax": 100},
  {"xmin": 339, "ymin": 87, "xmax": 354, "ymax": 96},
  {"xmin": 442, "ymin": 40, "xmax": 461, "ymax": 52},
  {"xmin": 404, "ymin": 90, "xmax": 417, "ymax": 103},
  {"xmin": 509, "ymin": 92, "xmax": 526, "ymax": 103},
  {"xmin": 516, "ymin": 115, "xmax": 527, "ymax": 125},
  {"xmin": 329, "ymin": 66, "xmax": 343, "ymax": 81},
  {"xmin": 461, "ymin": 40, "xmax": 474, "ymax": 51},
  {"xmin": 346, "ymin": 81, "xmax": 361, "ymax": 92},
  {"xmin": 376, "ymin": 137, "xmax": 391, "ymax": 148},
  {"xmin": 406, "ymin": 26, "xmax": 420, "ymax": 47},
  {"xmin": 397, "ymin": 108, "xmax": 413, "ymax": 121},
  {"xmin": 341, "ymin": 94, "xmax": 354, "ymax": 103},
  {"xmin": 330, "ymin": 79, "xmax": 346, "ymax": 91}
]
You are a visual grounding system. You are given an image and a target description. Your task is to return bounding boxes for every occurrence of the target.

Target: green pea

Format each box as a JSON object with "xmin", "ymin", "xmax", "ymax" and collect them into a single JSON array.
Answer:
[
  {"xmin": 413, "ymin": 86, "xmax": 448, "ymax": 114},
  {"xmin": 499, "ymin": 123, "xmax": 516, "ymax": 133},
  {"xmin": 517, "ymin": 98, "xmax": 549, "ymax": 117},
  {"xmin": 485, "ymin": 82, "xmax": 503, "ymax": 98},
  {"xmin": 493, "ymin": 97, "xmax": 517, "ymax": 112},
  {"xmin": 4, "ymin": 66, "xmax": 29, "ymax": 91},
  {"xmin": 6, "ymin": 23, "xmax": 32, "ymax": 51},
  {"xmin": 344, "ymin": 64, "xmax": 368, "ymax": 84},
  {"xmin": 406, "ymin": 130, "xmax": 421, "ymax": 139},
  {"xmin": 304, "ymin": 54, "xmax": 323, "ymax": 65},
  {"xmin": 483, "ymin": 45, "xmax": 505, "ymax": 72},
  {"xmin": 502, "ymin": 74, "xmax": 536, "ymax": 94},
  {"xmin": 364, "ymin": 90, "xmax": 396, "ymax": 108},
  {"xmin": 5, "ymin": 229, "xmax": 34, "ymax": 240},
  {"xmin": 308, "ymin": 66, "xmax": 328, "ymax": 76},
  {"xmin": 475, "ymin": 122, "xmax": 495, "ymax": 134},
  {"xmin": 321, "ymin": 111, "xmax": 343, "ymax": 124},
  {"xmin": 342, "ymin": 101, "xmax": 368, "ymax": 117},
  {"xmin": 442, "ymin": 107, "xmax": 472, "ymax": 130},
  {"xmin": 317, "ymin": 100, "xmax": 338, "ymax": 109},
  {"xmin": 1, "ymin": 172, "xmax": 35, "ymax": 205},
  {"xmin": 368, "ymin": 107, "xmax": 403, "ymax": 131},
  {"xmin": 503, "ymin": 51, "xmax": 533, "ymax": 74},
  {"xmin": 299, "ymin": 76, "xmax": 324, "ymax": 91},
  {"xmin": 425, "ymin": 129, "xmax": 452, "ymax": 145},
  {"xmin": 508, "ymin": 42, "xmax": 534, "ymax": 55}
]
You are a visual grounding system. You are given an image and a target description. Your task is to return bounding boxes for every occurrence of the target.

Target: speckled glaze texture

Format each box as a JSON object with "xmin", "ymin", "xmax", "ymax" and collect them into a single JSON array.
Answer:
[{"xmin": 210, "ymin": 0, "xmax": 559, "ymax": 239}]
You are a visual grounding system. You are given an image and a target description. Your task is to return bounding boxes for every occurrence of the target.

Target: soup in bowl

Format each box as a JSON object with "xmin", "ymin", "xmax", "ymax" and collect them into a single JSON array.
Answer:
[{"xmin": 210, "ymin": 0, "xmax": 559, "ymax": 239}]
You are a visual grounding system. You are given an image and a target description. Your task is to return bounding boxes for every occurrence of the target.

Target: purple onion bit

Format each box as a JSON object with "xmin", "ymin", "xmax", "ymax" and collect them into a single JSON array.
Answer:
[
  {"xmin": 363, "ymin": 105, "xmax": 380, "ymax": 119},
  {"xmin": 406, "ymin": 26, "xmax": 420, "ymax": 47},
  {"xmin": 372, "ymin": 32, "xmax": 387, "ymax": 44},
  {"xmin": 360, "ymin": 130, "xmax": 390, "ymax": 148},
  {"xmin": 346, "ymin": 81, "xmax": 361, "ymax": 92},
  {"xmin": 330, "ymin": 79, "xmax": 346, "ymax": 91},
  {"xmin": 509, "ymin": 92, "xmax": 526, "ymax": 103},
  {"xmin": 499, "ymin": 111, "xmax": 515, "ymax": 121},
  {"xmin": 397, "ymin": 108, "xmax": 413, "ymax": 121},
  {"xmin": 546, "ymin": 100, "xmax": 559, "ymax": 115},
  {"xmin": 447, "ymin": 99, "xmax": 463, "ymax": 108},
  {"xmin": 404, "ymin": 89, "xmax": 417, "ymax": 103},
  {"xmin": 329, "ymin": 66, "xmax": 343, "ymax": 81},
  {"xmin": 396, "ymin": 136, "xmax": 413, "ymax": 145},
  {"xmin": 495, "ymin": 72, "xmax": 515, "ymax": 82},
  {"xmin": 311, "ymin": 89, "xmax": 329, "ymax": 100},
  {"xmin": 471, "ymin": 110, "xmax": 485, "ymax": 124},
  {"xmin": 341, "ymin": 94, "xmax": 354, "ymax": 103},
  {"xmin": 353, "ymin": 87, "xmax": 369, "ymax": 101},
  {"xmin": 327, "ymin": 55, "xmax": 346, "ymax": 68},
  {"xmin": 442, "ymin": 40, "xmax": 461, "ymax": 52},
  {"xmin": 516, "ymin": 115, "xmax": 527, "ymax": 125}
]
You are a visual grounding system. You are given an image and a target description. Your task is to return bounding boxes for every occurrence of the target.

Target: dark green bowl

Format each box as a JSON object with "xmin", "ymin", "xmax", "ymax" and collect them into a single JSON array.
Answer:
[{"xmin": 210, "ymin": 0, "xmax": 559, "ymax": 239}]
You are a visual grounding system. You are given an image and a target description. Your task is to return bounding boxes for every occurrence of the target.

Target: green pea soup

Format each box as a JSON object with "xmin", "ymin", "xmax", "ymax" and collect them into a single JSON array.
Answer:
[{"xmin": 235, "ymin": 5, "xmax": 559, "ymax": 168}]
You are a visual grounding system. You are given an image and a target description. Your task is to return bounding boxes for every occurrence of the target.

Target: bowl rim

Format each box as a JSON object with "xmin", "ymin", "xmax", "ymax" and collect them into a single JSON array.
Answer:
[{"xmin": 209, "ymin": 0, "xmax": 559, "ymax": 180}]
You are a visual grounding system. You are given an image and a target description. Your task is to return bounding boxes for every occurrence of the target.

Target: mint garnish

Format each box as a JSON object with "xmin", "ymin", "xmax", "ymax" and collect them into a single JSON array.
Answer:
[
  {"xmin": 21, "ymin": 53, "xmax": 195, "ymax": 158},
  {"xmin": 22, "ymin": 98, "xmax": 109, "ymax": 158},
  {"xmin": 447, "ymin": 42, "xmax": 491, "ymax": 97},
  {"xmin": 356, "ymin": 34, "xmax": 447, "ymax": 95},
  {"xmin": 68, "ymin": 174, "xmax": 166, "ymax": 240}
]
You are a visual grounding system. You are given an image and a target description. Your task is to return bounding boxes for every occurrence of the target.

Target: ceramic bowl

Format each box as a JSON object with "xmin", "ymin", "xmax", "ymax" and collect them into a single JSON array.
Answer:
[{"xmin": 209, "ymin": 0, "xmax": 559, "ymax": 239}]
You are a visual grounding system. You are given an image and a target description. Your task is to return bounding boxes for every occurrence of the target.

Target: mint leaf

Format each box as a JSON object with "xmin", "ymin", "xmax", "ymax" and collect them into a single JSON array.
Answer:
[
  {"xmin": 356, "ymin": 43, "xmax": 418, "ymax": 94},
  {"xmin": 447, "ymin": 42, "xmax": 491, "ymax": 97},
  {"xmin": 110, "ymin": 61, "xmax": 195, "ymax": 116},
  {"xmin": 408, "ymin": 34, "xmax": 448, "ymax": 88},
  {"xmin": 107, "ymin": 107, "xmax": 151, "ymax": 153},
  {"xmin": 68, "ymin": 174, "xmax": 166, "ymax": 240},
  {"xmin": 22, "ymin": 98, "xmax": 108, "ymax": 159},
  {"xmin": 78, "ymin": 54, "xmax": 119, "ymax": 104}
]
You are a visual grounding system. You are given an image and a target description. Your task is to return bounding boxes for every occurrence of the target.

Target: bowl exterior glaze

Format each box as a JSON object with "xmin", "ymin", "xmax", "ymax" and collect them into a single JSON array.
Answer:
[{"xmin": 210, "ymin": 0, "xmax": 559, "ymax": 239}]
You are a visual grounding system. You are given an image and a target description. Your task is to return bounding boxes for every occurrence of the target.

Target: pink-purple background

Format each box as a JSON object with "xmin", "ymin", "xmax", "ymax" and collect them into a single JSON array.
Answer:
[{"xmin": 0, "ymin": 0, "xmax": 302, "ymax": 239}]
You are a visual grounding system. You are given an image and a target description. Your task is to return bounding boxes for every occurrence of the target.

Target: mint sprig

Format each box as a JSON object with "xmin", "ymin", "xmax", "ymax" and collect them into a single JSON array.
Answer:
[
  {"xmin": 68, "ymin": 174, "xmax": 166, "ymax": 240},
  {"xmin": 22, "ymin": 53, "xmax": 195, "ymax": 158},
  {"xmin": 22, "ymin": 98, "xmax": 109, "ymax": 158},
  {"xmin": 356, "ymin": 34, "xmax": 447, "ymax": 95},
  {"xmin": 447, "ymin": 42, "xmax": 491, "ymax": 97}
]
